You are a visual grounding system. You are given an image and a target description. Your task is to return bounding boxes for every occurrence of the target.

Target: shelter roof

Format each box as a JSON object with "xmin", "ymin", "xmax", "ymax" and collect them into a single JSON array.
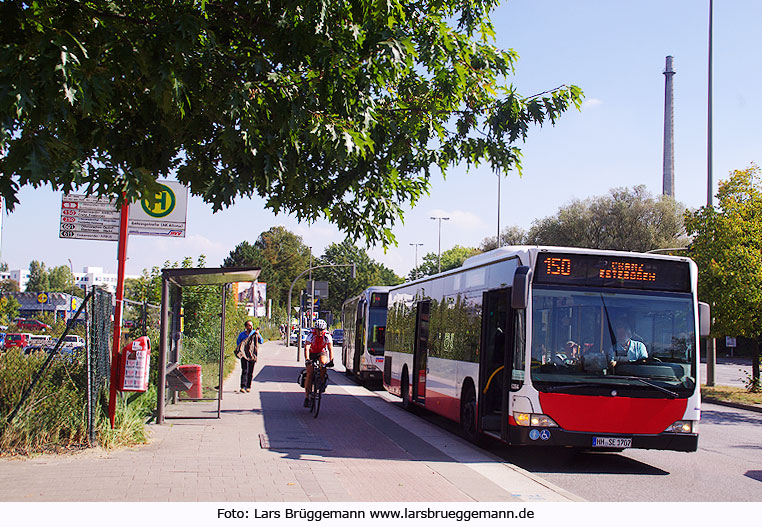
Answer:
[{"xmin": 162, "ymin": 267, "xmax": 261, "ymax": 287}]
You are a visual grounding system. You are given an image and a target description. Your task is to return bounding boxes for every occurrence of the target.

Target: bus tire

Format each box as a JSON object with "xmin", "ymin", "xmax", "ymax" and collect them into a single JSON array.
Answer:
[
  {"xmin": 401, "ymin": 368, "xmax": 411, "ymax": 411},
  {"xmin": 460, "ymin": 383, "xmax": 479, "ymax": 443}
]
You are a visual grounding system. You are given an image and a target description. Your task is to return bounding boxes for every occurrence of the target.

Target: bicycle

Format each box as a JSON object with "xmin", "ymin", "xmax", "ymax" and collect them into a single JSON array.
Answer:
[{"xmin": 305, "ymin": 358, "xmax": 333, "ymax": 418}]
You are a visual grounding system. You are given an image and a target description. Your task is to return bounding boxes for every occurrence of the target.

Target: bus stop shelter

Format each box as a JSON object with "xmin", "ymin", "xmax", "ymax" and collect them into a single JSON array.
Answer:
[{"xmin": 156, "ymin": 267, "xmax": 260, "ymax": 424}]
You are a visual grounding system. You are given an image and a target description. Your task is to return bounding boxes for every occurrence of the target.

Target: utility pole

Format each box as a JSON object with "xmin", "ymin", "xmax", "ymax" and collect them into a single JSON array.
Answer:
[
  {"xmin": 409, "ymin": 243, "xmax": 423, "ymax": 279},
  {"xmin": 430, "ymin": 216, "xmax": 450, "ymax": 274}
]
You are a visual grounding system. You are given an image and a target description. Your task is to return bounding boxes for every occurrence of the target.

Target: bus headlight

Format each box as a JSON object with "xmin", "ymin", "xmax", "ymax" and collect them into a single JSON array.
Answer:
[
  {"xmin": 514, "ymin": 412, "xmax": 558, "ymax": 427},
  {"xmin": 664, "ymin": 420, "xmax": 697, "ymax": 434}
]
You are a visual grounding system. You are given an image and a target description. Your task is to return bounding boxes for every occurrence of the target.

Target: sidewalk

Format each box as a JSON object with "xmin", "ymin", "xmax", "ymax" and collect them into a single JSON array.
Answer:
[{"xmin": 0, "ymin": 341, "xmax": 582, "ymax": 502}]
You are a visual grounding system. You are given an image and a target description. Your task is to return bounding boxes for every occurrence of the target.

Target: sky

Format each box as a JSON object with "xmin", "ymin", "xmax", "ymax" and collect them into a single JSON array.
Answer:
[{"xmin": 1, "ymin": 0, "xmax": 760, "ymax": 281}]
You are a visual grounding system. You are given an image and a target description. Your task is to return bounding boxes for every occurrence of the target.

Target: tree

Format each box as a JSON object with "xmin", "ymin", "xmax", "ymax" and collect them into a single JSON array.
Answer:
[
  {"xmin": 409, "ymin": 245, "xmax": 479, "ymax": 279},
  {"xmin": 1, "ymin": 1, "xmax": 582, "ymax": 248},
  {"xmin": 26, "ymin": 260, "xmax": 50, "ymax": 292},
  {"xmin": 0, "ymin": 279, "xmax": 19, "ymax": 292},
  {"xmin": 526, "ymin": 185, "xmax": 688, "ymax": 252},
  {"xmin": 479, "ymin": 226, "xmax": 528, "ymax": 252},
  {"xmin": 223, "ymin": 227, "xmax": 311, "ymax": 310},
  {"xmin": 0, "ymin": 295, "xmax": 20, "ymax": 325},
  {"xmin": 47, "ymin": 265, "xmax": 75, "ymax": 292},
  {"xmin": 685, "ymin": 165, "xmax": 762, "ymax": 391},
  {"xmin": 313, "ymin": 239, "xmax": 403, "ymax": 317}
]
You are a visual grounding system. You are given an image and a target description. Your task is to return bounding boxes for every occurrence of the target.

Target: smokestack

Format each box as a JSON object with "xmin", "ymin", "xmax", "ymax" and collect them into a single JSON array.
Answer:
[{"xmin": 662, "ymin": 56, "xmax": 676, "ymax": 197}]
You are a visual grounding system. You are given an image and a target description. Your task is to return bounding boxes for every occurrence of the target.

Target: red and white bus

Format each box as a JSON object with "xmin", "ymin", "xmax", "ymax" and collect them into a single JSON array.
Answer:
[{"xmin": 383, "ymin": 246, "xmax": 710, "ymax": 452}]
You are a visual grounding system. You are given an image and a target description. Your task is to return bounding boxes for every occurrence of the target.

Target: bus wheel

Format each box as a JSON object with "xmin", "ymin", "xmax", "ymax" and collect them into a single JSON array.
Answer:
[
  {"xmin": 460, "ymin": 387, "xmax": 479, "ymax": 443},
  {"xmin": 401, "ymin": 370, "xmax": 411, "ymax": 411}
]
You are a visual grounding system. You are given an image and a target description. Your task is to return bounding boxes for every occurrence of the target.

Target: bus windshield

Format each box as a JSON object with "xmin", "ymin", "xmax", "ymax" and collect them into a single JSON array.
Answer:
[
  {"xmin": 530, "ymin": 286, "xmax": 696, "ymax": 397},
  {"xmin": 367, "ymin": 307, "xmax": 387, "ymax": 356}
]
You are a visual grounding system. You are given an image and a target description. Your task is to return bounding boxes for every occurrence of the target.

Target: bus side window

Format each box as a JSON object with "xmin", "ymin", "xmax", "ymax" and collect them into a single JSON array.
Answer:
[{"xmin": 511, "ymin": 310, "xmax": 526, "ymax": 389}]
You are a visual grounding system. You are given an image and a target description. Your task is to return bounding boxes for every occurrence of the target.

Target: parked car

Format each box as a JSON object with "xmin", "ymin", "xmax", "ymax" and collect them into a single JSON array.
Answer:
[
  {"xmin": 289, "ymin": 328, "xmax": 311, "ymax": 346},
  {"xmin": 17, "ymin": 319, "xmax": 52, "ymax": 331},
  {"xmin": 28, "ymin": 334, "xmax": 53, "ymax": 346},
  {"xmin": 60, "ymin": 335, "xmax": 85, "ymax": 347},
  {"xmin": 332, "ymin": 328, "xmax": 344, "ymax": 346},
  {"xmin": 0, "ymin": 332, "xmax": 5, "ymax": 348},
  {"xmin": 4, "ymin": 333, "xmax": 33, "ymax": 349}
]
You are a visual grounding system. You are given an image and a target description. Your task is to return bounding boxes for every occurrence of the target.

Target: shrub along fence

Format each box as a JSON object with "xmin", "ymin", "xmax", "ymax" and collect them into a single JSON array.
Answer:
[{"xmin": 0, "ymin": 287, "xmax": 112, "ymax": 453}]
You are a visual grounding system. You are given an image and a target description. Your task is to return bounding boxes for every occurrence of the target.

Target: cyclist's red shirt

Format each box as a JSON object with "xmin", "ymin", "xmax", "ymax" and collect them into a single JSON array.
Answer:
[{"xmin": 307, "ymin": 329, "xmax": 331, "ymax": 354}]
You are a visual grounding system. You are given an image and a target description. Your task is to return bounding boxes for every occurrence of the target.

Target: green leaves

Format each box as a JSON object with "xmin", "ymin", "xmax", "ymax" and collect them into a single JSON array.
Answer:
[
  {"xmin": 1, "ymin": 0, "xmax": 582, "ymax": 248},
  {"xmin": 685, "ymin": 165, "xmax": 762, "ymax": 341}
]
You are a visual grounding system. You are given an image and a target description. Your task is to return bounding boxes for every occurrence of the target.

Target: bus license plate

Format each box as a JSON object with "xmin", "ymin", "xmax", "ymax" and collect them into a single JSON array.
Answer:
[{"xmin": 592, "ymin": 437, "xmax": 632, "ymax": 448}]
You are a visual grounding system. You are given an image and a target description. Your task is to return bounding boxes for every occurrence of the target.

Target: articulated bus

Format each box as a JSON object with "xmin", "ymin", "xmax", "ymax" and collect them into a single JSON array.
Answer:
[
  {"xmin": 383, "ymin": 246, "xmax": 710, "ymax": 451},
  {"xmin": 341, "ymin": 286, "xmax": 390, "ymax": 383}
]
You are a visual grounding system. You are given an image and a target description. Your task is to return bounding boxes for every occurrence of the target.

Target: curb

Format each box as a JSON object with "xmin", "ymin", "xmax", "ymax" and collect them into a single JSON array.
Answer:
[{"xmin": 703, "ymin": 398, "xmax": 762, "ymax": 414}]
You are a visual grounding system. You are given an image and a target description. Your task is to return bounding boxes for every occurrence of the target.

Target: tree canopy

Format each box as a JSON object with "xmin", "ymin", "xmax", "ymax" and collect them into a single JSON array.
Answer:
[
  {"xmin": 1, "ymin": 0, "xmax": 582, "ymax": 247},
  {"xmin": 685, "ymin": 165, "xmax": 762, "ymax": 389},
  {"xmin": 313, "ymin": 239, "xmax": 402, "ymax": 316},
  {"xmin": 525, "ymin": 185, "xmax": 688, "ymax": 252},
  {"xmin": 223, "ymin": 226, "xmax": 311, "ymax": 309},
  {"xmin": 409, "ymin": 244, "xmax": 479, "ymax": 279}
]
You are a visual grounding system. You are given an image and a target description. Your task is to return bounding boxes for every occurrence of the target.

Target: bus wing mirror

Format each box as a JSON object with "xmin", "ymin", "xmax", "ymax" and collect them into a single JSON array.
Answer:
[
  {"xmin": 512, "ymin": 266, "xmax": 533, "ymax": 310},
  {"xmin": 698, "ymin": 302, "xmax": 711, "ymax": 337}
]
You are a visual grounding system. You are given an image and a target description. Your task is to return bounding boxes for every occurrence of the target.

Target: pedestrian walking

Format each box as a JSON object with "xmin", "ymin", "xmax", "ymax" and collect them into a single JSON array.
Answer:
[{"xmin": 235, "ymin": 320, "xmax": 258, "ymax": 392}]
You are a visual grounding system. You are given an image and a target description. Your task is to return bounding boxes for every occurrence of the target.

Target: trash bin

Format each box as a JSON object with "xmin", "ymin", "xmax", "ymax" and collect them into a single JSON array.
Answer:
[{"xmin": 177, "ymin": 364, "xmax": 202, "ymax": 399}]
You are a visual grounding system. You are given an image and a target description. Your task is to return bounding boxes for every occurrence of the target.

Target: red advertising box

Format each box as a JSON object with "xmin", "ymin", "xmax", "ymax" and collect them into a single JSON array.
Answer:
[{"xmin": 119, "ymin": 336, "xmax": 151, "ymax": 392}]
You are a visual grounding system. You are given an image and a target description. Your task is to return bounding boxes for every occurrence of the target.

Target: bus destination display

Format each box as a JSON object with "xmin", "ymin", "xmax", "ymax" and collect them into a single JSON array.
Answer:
[{"xmin": 535, "ymin": 253, "xmax": 690, "ymax": 292}]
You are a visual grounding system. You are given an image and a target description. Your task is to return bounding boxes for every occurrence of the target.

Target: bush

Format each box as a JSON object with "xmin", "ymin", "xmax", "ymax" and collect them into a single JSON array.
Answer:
[{"xmin": 0, "ymin": 347, "xmax": 89, "ymax": 453}]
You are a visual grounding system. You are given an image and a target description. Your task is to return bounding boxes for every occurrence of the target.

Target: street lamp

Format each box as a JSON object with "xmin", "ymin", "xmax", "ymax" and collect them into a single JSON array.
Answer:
[
  {"xmin": 430, "ymin": 216, "xmax": 450, "ymax": 274},
  {"xmin": 409, "ymin": 243, "xmax": 423, "ymax": 279}
]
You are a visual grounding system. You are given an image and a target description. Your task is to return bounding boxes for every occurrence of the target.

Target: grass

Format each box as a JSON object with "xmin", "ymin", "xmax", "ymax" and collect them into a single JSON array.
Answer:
[{"xmin": 701, "ymin": 384, "xmax": 762, "ymax": 408}]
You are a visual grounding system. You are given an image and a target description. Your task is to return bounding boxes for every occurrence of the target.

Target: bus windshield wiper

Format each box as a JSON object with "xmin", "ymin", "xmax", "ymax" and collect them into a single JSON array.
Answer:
[
  {"xmin": 606, "ymin": 375, "xmax": 679, "ymax": 398},
  {"xmin": 542, "ymin": 383, "xmax": 610, "ymax": 393}
]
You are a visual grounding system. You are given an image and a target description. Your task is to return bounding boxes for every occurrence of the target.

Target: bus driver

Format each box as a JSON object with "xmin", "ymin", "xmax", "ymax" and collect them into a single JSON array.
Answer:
[{"xmin": 607, "ymin": 318, "xmax": 648, "ymax": 366}]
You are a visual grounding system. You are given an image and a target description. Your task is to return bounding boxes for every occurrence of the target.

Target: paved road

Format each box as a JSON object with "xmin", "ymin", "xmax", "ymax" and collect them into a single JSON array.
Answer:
[
  {"xmin": 486, "ymin": 402, "xmax": 762, "ymax": 501},
  {"xmin": 0, "ymin": 340, "xmax": 578, "ymax": 503},
  {"xmin": 700, "ymin": 357, "xmax": 752, "ymax": 387}
]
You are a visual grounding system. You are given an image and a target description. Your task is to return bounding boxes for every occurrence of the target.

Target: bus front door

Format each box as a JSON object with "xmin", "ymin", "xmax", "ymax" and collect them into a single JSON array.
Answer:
[
  {"xmin": 412, "ymin": 300, "xmax": 431, "ymax": 404},
  {"xmin": 478, "ymin": 288, "xmax": 512, "ymax": 439}
]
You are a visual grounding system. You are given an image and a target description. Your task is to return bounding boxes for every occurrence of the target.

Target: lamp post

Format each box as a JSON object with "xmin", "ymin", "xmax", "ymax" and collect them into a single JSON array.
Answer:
[
  {"xmin": 430, "ymin": 216, "xmax": 450, "ymax": 274},
  {"xmin": 706, "ymin": 0, "xmax": 716, "ymax": 386},
  {"xmin": 409, "ymin": 243, "xmax": 423, "ymax": 279}
]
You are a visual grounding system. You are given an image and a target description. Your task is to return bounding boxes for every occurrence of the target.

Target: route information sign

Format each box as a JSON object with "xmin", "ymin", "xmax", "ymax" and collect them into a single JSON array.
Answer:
[
  {"xmin": 59, "ymin": 181, "xmax": 188, "ymax": 240},
  {"xmin": 59, "ymin": 194, "xmax": 121, "ymax": 241}
]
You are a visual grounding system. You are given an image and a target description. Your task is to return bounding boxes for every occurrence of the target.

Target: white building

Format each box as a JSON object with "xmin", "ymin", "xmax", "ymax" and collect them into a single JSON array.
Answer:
[
  {"xmin": 74, "ymin": 266, "xmax": 139, "ymax": 294},
  {"xmin": 0, "ymin": 269, "xmax": 30, "ymax": 291}
]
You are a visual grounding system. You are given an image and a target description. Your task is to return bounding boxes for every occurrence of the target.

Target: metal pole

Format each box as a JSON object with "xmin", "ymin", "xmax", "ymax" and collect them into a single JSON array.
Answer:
[
  {"xmin": 308, "ymin": 248, "xmax": 313, "ymax": 327},
  {"xmin": 157, "ymin": 275, "xmax": 169, "ymax": 424},
  {"xmin": 218, "ymin": 285, "xmax": 226, "ymax": 417},
  {"xmin": 706, "ymin": 0, "xmax": 716, "ymax": 386},
  {"xmin": 107, "ymin": 199, "xmax": 129, "ymax": 429},
  {"xmin": 497, "ymin": 173, "xmax": 501, "ymax": 246},
  {"xmin": 409, "ymin": 243, "xmax": 423, "ymax": 278},
  {"xmin": 430, "ymin": 216, "xmax": 450, "ymax": 274}
]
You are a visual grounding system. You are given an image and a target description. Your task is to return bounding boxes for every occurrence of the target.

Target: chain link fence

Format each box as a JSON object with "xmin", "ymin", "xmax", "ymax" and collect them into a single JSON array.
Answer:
[{"xmin": 0, "ymin": 287, "xmax": 113, "ymax": 453}]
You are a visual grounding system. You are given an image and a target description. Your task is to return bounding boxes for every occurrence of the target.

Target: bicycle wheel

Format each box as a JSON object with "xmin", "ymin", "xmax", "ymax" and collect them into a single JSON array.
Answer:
[{"xmin": 313, "ymin": 382, "xmax": 321, "ymax": 418}]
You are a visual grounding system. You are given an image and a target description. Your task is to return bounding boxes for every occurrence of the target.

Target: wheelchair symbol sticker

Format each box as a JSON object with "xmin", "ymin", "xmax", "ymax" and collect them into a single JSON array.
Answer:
[{"xmin": 540, "ymin": 430, "xmax": 551, "ymax": 441}]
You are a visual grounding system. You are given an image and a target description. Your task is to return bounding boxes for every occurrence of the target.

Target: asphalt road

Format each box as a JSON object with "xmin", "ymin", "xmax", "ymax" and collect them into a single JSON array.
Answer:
[
  {"xmin": 485, "ymin": 402, "xmax": 762, "ymax": 502},
  {"xmin": 700, "ymin": 358, "xmax": 752, "ymax": 387}
]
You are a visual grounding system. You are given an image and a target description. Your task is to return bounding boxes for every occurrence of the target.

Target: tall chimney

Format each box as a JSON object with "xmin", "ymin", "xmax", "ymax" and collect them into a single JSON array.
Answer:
[{"xmin": 662, "ymin": 56, "xmax": 676, "ymax": 197}]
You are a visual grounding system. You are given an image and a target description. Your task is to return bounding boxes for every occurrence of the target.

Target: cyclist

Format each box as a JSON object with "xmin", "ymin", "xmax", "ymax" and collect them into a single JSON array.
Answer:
[{"xmin": 303, "ymin": 319, "xmax": 334, "ymax": 407}]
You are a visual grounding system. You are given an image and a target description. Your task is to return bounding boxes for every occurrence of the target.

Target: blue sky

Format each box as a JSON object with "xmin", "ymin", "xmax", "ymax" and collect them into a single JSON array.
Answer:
[{"xmin": 1, "ymin": 0, "xmax": 760, "ymax": 279}]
